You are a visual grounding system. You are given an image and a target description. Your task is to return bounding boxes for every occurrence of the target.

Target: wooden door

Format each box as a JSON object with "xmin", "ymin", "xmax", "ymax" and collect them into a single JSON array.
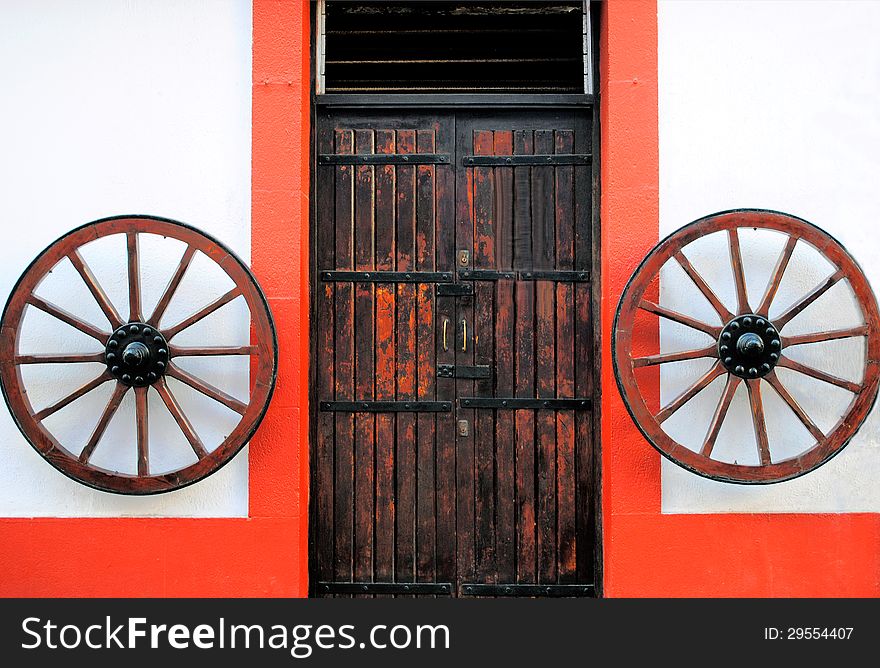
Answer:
[{"xmin": 311, "ymin": 109, "xmax": 597, "ymax": 597}]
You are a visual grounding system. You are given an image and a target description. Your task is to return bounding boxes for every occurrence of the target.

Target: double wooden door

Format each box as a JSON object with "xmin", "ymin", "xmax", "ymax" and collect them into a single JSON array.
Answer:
[{"xmin": 311, "ymin": 109, "xmax": 597, "ymax": 597}]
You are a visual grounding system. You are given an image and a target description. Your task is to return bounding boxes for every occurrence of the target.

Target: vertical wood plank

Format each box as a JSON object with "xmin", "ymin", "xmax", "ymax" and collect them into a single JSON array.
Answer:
[
  {"xmin": 493, "ymin": 130, "xmax": 516, "ymax": 584},
  {"xmin": 473, "ymin": 129, "xmax": 496, "ymax": 582},
  {"xmin": 353, "ymin": 129, "xmax": 375, "ymax": 586},
  {"xmin": 533, "ymin": 129, "xmax": 557, "ymax": 585},
  {"xmin": 434, "ymin": 117, "xmax": 457, "ymax": 588},
  {"xmin": 416, "ymin": 128, "xmax": 437, "ymax": 584},
  {"xmin": 374, "ymin": 129, "xmax": 396, "ymax": 590},
  {"xmin": 554, "ymin": 129, "xmax": 577, "ymax": 583},
  {"xmin": 315, "ymin": 122, "xmax": 336, "ymax": 593},
  {"xmin": 333, "ymin": 128, "xmax": 355, "ymax": 591},
  {"xmin": 575, "ymin": 113, "xmax": 596, "ymax": 586},
  {"xmin": 455, "ymin": 122, "xmax": 476, "ymax": 589},
  {"xmin": 395, "ymin": 128, "xmax": 417, "ymax": 586},
  {"xmin": 513, "ymin": 129, "xmax": 536, "ymax": 584}
]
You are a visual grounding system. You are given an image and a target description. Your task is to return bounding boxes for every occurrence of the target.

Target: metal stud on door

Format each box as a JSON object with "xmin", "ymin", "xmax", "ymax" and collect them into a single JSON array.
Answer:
[
  {"xmin": 0, "ymin": 215, "xmax": 277, "ymax": 494},
  {"xmin": 613, "ymin": 209, "xmax": 880, "ymax": 484}
]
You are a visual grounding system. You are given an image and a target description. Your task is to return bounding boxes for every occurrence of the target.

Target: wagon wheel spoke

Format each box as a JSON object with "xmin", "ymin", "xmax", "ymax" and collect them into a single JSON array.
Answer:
[
  {"xmin": 746, "ymin": 379, "xmax": 771, "ymax": 465},
  {"xmin": 782, "ymin": 325, "xmax": 868, "ymax": 347},
  {"xmin": 15, "ymin": 352, "xmax": 105, "ymax": 364},
  {"xmin": 756, "ymin": 235, "xmax": 798, "ymax": 317},
  {"xmin": 674, "ymin": 251, "xmax": 733, "ymax": 322},
  {"xmin": 148, "ymin": 245, "xmax": 197, "ymax": 327},
  {"xmin": 764, "ymin": 371, "xmax": 825, "ymax": 442},
  {"xmin": 135, "ymin": 386, "xmax": 149, "ymax": 476},
  {"xmin": 169, "ymin": 345, "xmax": 255, "ymax": 357},
  {"xmin": 728, "ymin": 229, "xmax": 752, "ymax": 315},
  {"xmin": 776, "ymin": 356, "xmax": 861, "ymax": 393},
  {"xmin": 26, "ymin": 295, "xmax": 108, "ymax": 343},
  {"xmin": 633, "ymin": 345, "xmax": 717, "ymax": 368},
  {"xmin": 163, "ymin": 287, "xmax": 243, "ymax": 340},
  {"xmin": 638, "ymin": 299, "xmax": 721, "ymax": 337},
  {"xmin": 69, "ymin": 250, "xmax": 124, "ymax": 329},
  {"xmin": 700, "ymin": 374, "xmax": 740, "ymax": 457},
  {"xmin": 773, "ymin": 268, "xmax": 845, "ymax": 330},
  {"xmin": 33, "ymin": 371, "xmax": 113, "ymax": 421},
  {"xmin": 657, "ymin": 360, "xmax": 725, "ymax": 424},
  {"xmin": 127, "ymin": 231, "xmax": 143, "ymax": 322},
  {"xmin": 167, "ymin": 363, "xmax": 248, "ymax": 415},
  {"xmin": 154, "ymin": 377, "xmax": 208, "ymax": 458},
  {"xmin": 78, "ymin": 382, "xmax": 128, "ymax": 463}
]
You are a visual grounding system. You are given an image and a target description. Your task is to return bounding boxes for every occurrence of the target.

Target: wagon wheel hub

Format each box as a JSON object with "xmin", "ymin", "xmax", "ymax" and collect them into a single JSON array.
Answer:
[
  {"xmin": 105, "ymin": 322, "xmax": 169, "ymax": 387},
  {"xmin": 718, "ymin": 314, "xmax": 780, "ymax": 379}
]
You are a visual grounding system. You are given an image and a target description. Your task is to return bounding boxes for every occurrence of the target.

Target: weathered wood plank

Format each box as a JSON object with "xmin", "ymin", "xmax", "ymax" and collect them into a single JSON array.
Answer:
[
  {"xmin": 455, "ymin": 122, "xmax": 476, "ymax": 588},
  {"xmin": 555, "ymin": 129, "xmax": 577, "ymax": 583},
  {"xmin": 374, "ymin": 128, "xmax": 396, "ymax": 589},
  {"xmin": 434, "ymin": 117, "xmax": 457, "ymax": 587},
  {"xmin": 534, "ymin": 129, "xmax": 557, "ymax": 585},
  {"xmin": 513, "ymin": 129, "xmax": 536, "ymax": 584},
  {"xmin": 333, "ymin": 128, "xmax": 355, "ymax": 589},
  {"xmin": 493, "ymin": 129, "xmax": 516, "ymax": 584},
  {"xmin": 416, "ymin": 128, "xmax": 437, "ymax": 584},
  {"xmin": 473, "ymin": 129, "xmax": 496, "ymax": 581},
  {"xmin": 395, "ymin": 128, "xmax": 417, "ymax": 586},
  {"xmin": 315, "ymin": 122, "xmax": 336, "ymax": 590},
  {"xmin": 353, "ymin": 129, "xmax": 375, "ymax": 586}
]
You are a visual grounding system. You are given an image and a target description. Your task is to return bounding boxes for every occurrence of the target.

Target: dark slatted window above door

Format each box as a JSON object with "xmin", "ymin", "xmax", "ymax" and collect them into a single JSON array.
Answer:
[{"xmin": 318, "ymin": 0, "xmax": 591, "ymax": 94}]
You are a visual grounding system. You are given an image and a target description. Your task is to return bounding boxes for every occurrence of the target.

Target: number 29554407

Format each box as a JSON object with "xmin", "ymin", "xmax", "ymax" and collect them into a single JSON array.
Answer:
[{"xmin": 764, "ymin": 628, "xmax": 853, "ymax": 640}]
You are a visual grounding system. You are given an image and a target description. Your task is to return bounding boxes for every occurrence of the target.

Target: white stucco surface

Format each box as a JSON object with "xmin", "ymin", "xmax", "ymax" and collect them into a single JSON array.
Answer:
[
  {"xmin": 659, "ymin": 0, "xmax": 880, "ymax": 512},
  {"xmin": 0, "ymin": 1, "xmax": 252, "ymax": 516}
]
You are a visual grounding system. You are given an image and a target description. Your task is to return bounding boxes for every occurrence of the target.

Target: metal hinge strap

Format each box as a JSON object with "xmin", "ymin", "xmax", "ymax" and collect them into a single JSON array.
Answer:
[
  {"xmin": 320, "ymin": 401, "xmax": 452, "ymax": 412},
  {"xmin": 460, "ymin": 584, "xmax": 594, "ymax": 597},
  {"xmin": 437, "ymin": 364, "xmax": 491, "ymax": 379},
  {"xmin": 436, "ymin": 283, "xmax": 474, "ymax": 296},
  {"xmin": 458, "ymin": 269, "xmax": 589, "ymax": 281},
  {"xmin": 458, "ymin": 270, "xmax": 516, "ymax": 280},
  {"xmin": 321, "ymin": 271, "xmax": 453, "ymax": 283},
  {"xmin": 318, "ymin": 154, "xmax": 451, "ymax": 165},
  {"xmin": 463, "ymin": 154, "xmax": 591, "ymax": 166},
  {"xmin": 318, "ymin": 582, "xmax": 453, "ymax": 595},
  {"xmin": 459, "ymin": 398, "xmax": 591, "ymax": 410}
]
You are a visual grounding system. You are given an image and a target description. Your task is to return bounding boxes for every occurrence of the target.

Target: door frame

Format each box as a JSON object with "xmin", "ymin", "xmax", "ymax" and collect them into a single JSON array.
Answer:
[{"xmin": 306, "ymin": 4, "xmax": 603, "ymax": 598}]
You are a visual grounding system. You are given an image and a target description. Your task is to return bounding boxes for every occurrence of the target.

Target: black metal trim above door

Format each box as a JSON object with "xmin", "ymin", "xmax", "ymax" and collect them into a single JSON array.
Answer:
[{"xmin": 315, "ymin": 93, "xmax": 595, "ymax": 109}]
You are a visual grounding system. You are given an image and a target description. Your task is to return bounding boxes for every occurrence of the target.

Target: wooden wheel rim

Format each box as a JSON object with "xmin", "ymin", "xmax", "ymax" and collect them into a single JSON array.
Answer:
[
  {"xmin": 0, "ymin": 215, "xmax": 277, "ymax": 494},
  {"xmin": 613, "ymin": 209, "xmax": 880, "ymax": 484}
]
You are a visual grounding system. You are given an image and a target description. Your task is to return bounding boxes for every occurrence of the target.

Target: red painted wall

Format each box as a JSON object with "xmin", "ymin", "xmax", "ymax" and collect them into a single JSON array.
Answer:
[
  {"xmin": 599, "ymin": 0, "xmax": 880, "ymax": 597},
  {"xmin": 0, "ymin": 0, "xmax": 311, "ymax": 597}
]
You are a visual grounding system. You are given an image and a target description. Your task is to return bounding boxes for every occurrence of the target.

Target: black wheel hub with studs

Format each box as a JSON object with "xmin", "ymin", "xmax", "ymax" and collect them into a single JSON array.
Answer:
[
  {"xmin": 718, "ymin": 314, "xmax": 781, "ymax": 379},
  {"xmin": 105, "ymin": 323, "xmax": 169, "ymax": 387}
]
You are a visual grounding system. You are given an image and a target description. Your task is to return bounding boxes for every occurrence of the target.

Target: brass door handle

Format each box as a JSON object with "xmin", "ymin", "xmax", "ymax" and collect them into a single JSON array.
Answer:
[
  {"xmin": 461, "ymin": 319, "xmax": 467, "ymax": 352},
  {"xmin": 442, "ymin": 318, "xmax": 449, "ymax": 351}
]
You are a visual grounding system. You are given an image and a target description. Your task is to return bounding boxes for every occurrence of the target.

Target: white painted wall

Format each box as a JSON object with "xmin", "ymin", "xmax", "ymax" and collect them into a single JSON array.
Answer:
[
  {"xmin": 0, "ymin": 1, "xmax": 252, "ymax": 516},
  {"xmin": 659, "ymin": 0, "xmax": 880, "ymax": 512}
]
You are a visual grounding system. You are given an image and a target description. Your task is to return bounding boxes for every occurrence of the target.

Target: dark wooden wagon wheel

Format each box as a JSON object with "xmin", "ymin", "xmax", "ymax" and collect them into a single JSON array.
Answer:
[
  {"xmin": 613, "ymin": 209, "xmax": 880, "ymax": 484},
  {"xmin": 0, "ymin": 215, "xmax": 277, "ymax": 494}
]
